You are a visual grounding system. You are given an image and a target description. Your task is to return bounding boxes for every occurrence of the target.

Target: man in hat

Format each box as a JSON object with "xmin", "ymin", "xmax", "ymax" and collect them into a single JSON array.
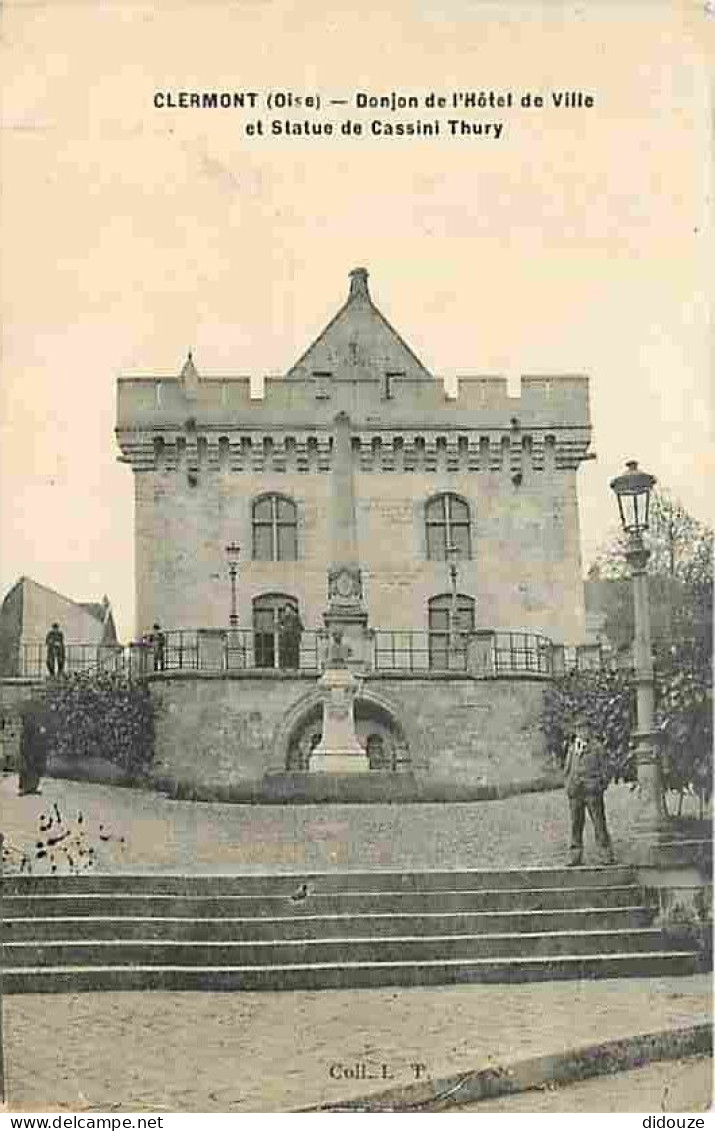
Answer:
[
  {"xmin": 149, "ymin": 622, "xmax": 166, "ymax": 671},
  {"xmin": 564, "ymin": 727, "xmax": 615, "ymax": 866},
  {"xmin": 45, "ymin": 622, "xmax": 66, "ymax": 677},
  {"xmin": 18, "ymin": 708, "xmax": 50, "ymax": 796}
]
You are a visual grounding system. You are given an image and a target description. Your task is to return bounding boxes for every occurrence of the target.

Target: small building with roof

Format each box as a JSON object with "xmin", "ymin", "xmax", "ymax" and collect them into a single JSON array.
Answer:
[{"xmin": 0, "ymin": 576, "xmax": 119, "ymax": 678}]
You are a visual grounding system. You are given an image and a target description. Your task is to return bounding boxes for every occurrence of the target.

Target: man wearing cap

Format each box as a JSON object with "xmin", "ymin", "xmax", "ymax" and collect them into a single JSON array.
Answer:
[
  {"xmin": 45, "ymin": 622, "xmax": 66, "ymax": 677},
  {"xmin": 564, "ymin": 727, "xmax": 615, "ymax": 866}
]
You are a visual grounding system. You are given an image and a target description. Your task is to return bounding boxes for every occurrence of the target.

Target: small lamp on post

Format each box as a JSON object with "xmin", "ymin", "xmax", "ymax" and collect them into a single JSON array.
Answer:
[
  {"xmin": 225, "ymin": 541, "xmax": 241, "ymax": 632},
  {"xmin": 609, "ymin": 459, "xmax": 665, "ymax": 851},
  {"xmin": 446, "ymin": 542, "xmax": 460, "ymax": 651}
]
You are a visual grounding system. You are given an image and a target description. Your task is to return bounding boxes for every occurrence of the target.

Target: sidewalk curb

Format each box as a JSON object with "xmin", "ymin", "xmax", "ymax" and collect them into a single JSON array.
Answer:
[{"xmin": 303, "ymin": 1022, "xmax": 713, "ymax": 1112}]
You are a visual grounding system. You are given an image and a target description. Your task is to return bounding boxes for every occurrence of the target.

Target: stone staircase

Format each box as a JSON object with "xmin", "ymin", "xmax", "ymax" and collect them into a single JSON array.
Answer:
[{"xmin": 0, "ymin": 866, "xmax": 701, "ymax": 993}]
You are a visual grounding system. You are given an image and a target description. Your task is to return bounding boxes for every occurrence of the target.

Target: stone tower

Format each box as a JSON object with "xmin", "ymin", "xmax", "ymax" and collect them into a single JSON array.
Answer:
[{"xmin": 116, "ymin": 268, "xmax": 593, "ymax": 644}]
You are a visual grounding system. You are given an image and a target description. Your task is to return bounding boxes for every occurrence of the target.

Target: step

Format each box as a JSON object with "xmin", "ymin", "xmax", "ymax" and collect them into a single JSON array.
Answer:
[
  {"xmin": 1, "ymin": 866, "xmax": 636, "ymax": 897},
  {"xmin": 1, "ymin": 885, "xmax": 645, "ymax": 918},
  {"xmin": 1, "ymin": 905, "xmax": 653, "ymax": 942},
  {"xmin": 1, "ymin": 950, "xmax": 700, "ymax": 994},
  {"xmin": 1, "ymin": 928, "xmax": 674, "ymax": 969}
]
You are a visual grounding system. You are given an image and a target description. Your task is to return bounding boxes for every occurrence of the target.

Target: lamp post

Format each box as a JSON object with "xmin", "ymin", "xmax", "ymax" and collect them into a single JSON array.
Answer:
[
  {"xmin": 447, "ymin": 542, "xmax": 460, "ymax": 651},
  {"xmin": 225, "ymin": 541, "xmax": 240, "ymax": 631},
  {"xmin": 609, "ymin": 459, "xmax": 665, "ymax": 850}
]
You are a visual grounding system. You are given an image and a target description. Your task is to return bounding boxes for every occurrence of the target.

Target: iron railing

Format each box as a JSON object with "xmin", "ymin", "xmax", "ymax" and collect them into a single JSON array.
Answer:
[
  {"xmin": 17, "ymin": 643, "xmax": 126, "ymax": 679},
  {"xmin": 372, "ymin": 630, "xmax": 556, "ymax": 676},
  {"xmin": 13, "ymin": 631, "xmax": 606, "ymax": 679},
  {"xmin": 153, "ymin": 629, "xmax": 322, "ymax": 673}
]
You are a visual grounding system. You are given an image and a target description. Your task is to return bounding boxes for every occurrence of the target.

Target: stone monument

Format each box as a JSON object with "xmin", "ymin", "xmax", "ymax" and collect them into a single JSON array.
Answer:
[
  {"xmin": 309, "ymin": 629, "xmax": 369, "ymax": 772},
  {"xmin": 309, "ymin": 410, "xmax": 370, "ymax": 772}
]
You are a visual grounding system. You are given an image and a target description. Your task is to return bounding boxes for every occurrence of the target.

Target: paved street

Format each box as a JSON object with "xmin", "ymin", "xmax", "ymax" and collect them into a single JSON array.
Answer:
[
  {"xmin": 3, "ymin": 978, "xmax": 712, "ymax": 1112},
  {"xmin": 459, "ymin": 1056, "xmax": 713, "ymax": 1113},
  {"xmin": 0, "ymin": 773, "xmax": 689, "ymax": 875}
]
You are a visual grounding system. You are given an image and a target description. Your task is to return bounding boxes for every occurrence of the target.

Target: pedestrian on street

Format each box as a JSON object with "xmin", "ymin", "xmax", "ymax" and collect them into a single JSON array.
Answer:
[
  {"xmin": 18, "ymin": 710, "xmax": 50, "ymax": 796},
  {"xmin": 564, "ymin": 726, "xmax": 615, "ymax": 866}
]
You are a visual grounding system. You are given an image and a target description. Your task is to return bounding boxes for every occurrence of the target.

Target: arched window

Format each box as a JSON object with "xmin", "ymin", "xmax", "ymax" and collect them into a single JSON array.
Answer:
[
  {"xmin": 425, "ymin": 494, "xmax": 471, "ymax": 560},
  {"xmin": 428, "ymin": 593, "xmax": 475, "ymax": 669},
  {"xmin": 252, "ymin": 495, "xmax": 298, "ymax": 561},
  {"xmin": 253, "ymin": 593, "xmax": 302, "ymax": 669}
]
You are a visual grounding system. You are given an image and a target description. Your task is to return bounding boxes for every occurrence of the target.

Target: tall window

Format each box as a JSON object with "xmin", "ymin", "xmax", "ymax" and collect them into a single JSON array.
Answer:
[
  {"xmin": 252, "ymin": 495, "xmax": 298, "ymax": 561},
  {"xmin": 253, "ymin": 593, "xmax": 301, "ymax": 669},
  {"xmin": 425, "ymin": 494, "xmax": 471, "ymax": 560},
  {"xmin": 428, "ymin": 593, "xmax": 475, "ymax": 669}
]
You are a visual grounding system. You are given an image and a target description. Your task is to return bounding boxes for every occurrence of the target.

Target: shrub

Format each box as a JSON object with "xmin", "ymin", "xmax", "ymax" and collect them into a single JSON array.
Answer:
[
  {"xmin": 27, "ymin": 670, "xmax": 155, "ymax": 779},
  {"xmin": 541, "ymin": 666, "xmax": 636, "ymax": 784}
]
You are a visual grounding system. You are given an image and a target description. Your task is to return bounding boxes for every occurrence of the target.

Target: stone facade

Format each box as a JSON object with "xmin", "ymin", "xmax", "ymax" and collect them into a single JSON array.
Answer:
[
  {"xmin": 114, "ymin": 268, "xmax": 593, "ymax": 792},
  {"xmin": 116, "ymin": 269, "xmax": 592, "ymax": 646}
]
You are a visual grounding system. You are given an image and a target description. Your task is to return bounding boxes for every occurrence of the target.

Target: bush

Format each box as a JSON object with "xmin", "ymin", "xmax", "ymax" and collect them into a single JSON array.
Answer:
[
  {"xmin": 656, "ymin": 642, "xmax": 713, "ymax": 812},
  {"xmin": 26, "ymin": 670, "xmax": 155, "ymax": 779},
  {"xmin": 542, "ymin": 656, "xmax": 713, "ymax": 812},
  {"xmin": 541, "ymin": 667, "xmax": 636, "ymax": 784}
]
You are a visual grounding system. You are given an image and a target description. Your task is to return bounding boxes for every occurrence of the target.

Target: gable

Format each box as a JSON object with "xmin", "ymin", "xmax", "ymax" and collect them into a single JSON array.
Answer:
[{"xmin": 286, "ymin": 267, "xmax": 433, "ymax": 382}]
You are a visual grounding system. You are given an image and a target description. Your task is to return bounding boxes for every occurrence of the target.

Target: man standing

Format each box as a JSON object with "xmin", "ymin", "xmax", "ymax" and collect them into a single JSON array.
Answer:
[
  {"xmin": 149, "ymin": 623, "xmax": 166, "ymax": 671},
  {"xmin": 18, "ymin": 709, "xmax": 49, "ymax": 796},
  {"xmin": 45, "ymin": 622, "xmax": 66, "ymax": 677},
  {"xmin": 564, "ymin": 727, "xmax": 615, "ymax": 866},
  {"xmin": 278, "ymin": 605, "xmax": 303, "ymax": 670}
]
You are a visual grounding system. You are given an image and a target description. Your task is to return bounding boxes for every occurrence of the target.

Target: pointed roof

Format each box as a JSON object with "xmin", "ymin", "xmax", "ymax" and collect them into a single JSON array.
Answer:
[
  {"xmin": 286, "ymin": 268, "xmax": 433, "ymax": 381},
  {"xmin": 179, "ymin": 350, "xmax": 200, "ymax": 397}
]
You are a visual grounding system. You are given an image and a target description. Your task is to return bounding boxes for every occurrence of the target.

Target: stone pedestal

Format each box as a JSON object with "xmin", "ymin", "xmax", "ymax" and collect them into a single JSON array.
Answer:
[
  {"xmin": 197, "ymin": 628, "xmax": 227, "ymax": 670},
  {"xmin": 467, "ymin": 630, "xmax": 495, "ymax": 677},
  {"xmin": 322, "ymin": 608, "xmax": 370, "ymax": 669},
  {"xmin": 309, "ymin": 663, "xmax": 369, "ymax": 774},
  {"xmin": 550, "ymin": 644, "xmax": 566, "ymax": 676}
]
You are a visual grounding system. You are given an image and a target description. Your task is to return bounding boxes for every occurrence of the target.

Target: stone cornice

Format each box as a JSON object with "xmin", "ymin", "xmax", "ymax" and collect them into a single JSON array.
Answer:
[{"xmin": 116, "ymin": 425, "xmax": 592, "ymax": 473}]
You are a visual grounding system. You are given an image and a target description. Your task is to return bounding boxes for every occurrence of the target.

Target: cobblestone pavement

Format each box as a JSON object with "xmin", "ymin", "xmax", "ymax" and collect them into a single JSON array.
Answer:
[
  {"xmin": 459, "ymin": 1056, "xmax": 713, "ymax": 1113},
  {"xmin": 3, "ymin": 977, "xmax": 711, "ymax": 1112},
  {"xmin": 0, "ymin": 773, "xmax": 689, "ymax": 873}
]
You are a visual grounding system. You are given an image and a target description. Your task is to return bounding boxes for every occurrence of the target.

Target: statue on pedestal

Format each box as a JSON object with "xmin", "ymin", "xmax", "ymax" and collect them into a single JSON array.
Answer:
[{"xmin": 309, "ymin": 629, "xmax": 369, "ymax": 774}]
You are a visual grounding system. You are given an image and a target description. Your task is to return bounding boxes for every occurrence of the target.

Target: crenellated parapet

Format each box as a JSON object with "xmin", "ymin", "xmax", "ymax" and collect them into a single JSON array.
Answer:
[{"xmin": 116, "ymin": 367, "xmax": 592, "ymax": 474}]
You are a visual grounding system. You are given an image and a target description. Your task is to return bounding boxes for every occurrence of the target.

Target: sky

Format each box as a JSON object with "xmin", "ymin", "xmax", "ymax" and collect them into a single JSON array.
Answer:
[{"xmin": 1, "ymin": 0, "xmax": 713, "ymax": 640}]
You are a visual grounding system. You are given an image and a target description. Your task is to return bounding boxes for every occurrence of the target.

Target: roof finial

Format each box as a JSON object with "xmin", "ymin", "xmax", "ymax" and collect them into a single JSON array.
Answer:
[
  {"xmin": 180, "ymin": 350, "xmax": 199, "ymax": 395},
  {"xmin": 348, "ymin": 267, "xmax": 370, "ymax": 301}
]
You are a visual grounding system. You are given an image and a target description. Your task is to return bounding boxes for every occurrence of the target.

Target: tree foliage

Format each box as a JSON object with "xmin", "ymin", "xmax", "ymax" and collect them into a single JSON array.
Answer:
[
  {"xmin": 542, "ymin": 667, "xmax": 636, "ymax": 783},
  {"xmin": 589, "ymin": 488, "xmax": 713, "ymax": 585},
  {"xmin": 579, "ymin": 487, "xmax": 713, "ymax": 811}
]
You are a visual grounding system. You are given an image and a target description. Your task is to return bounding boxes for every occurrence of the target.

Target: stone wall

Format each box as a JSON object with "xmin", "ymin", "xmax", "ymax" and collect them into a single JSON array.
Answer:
[{"xmin": 148, "ymin": 671, "xmax": 550, "ymax": 798}]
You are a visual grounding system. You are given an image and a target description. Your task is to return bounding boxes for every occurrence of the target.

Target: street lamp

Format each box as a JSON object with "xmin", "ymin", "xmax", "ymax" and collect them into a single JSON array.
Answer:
[
  {"xmin": 446, "ymin": 542, "xmax": 460, "ymax": 651},
  {"xmin": 225, "ymin": 541, "xmax": 240, "ymax": 630},
  {"xmin": 609, "ymin": 459, "xmax": 665, "ymax": 847}
]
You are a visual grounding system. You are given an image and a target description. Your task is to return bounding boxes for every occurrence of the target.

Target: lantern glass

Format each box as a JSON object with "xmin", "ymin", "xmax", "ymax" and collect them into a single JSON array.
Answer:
[
  {"xmin": 225, "ymin": 541, "xmax": 241, "ymax": 568},
  {"xmin": 609, "ymin": 460, "xmax": 657, "ymax": 536}
]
